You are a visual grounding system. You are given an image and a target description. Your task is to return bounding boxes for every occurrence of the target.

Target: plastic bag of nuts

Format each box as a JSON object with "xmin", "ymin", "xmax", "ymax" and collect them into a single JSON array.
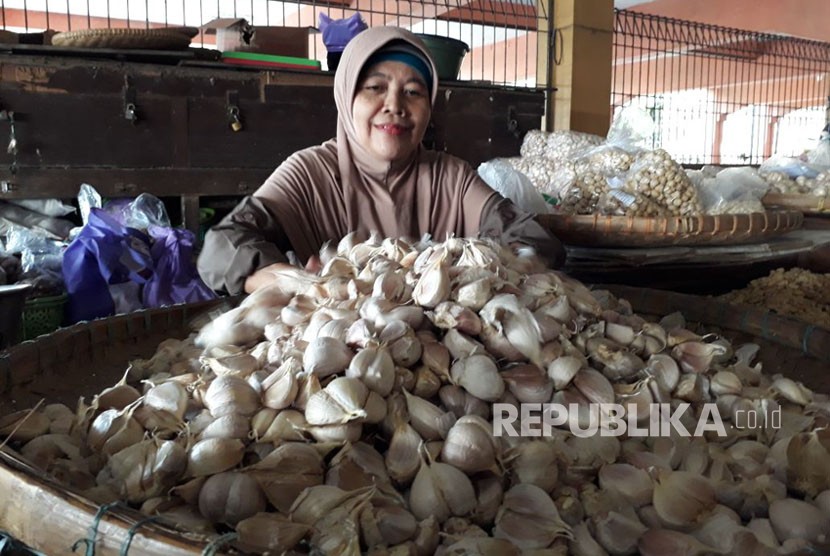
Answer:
[
  {"xmin": 623, "ymin": 149, "xmax": 702, "ymax": 215},
  {"xmin": 596, "ymin": 188, "xmax": 670, "ymax": 217}
]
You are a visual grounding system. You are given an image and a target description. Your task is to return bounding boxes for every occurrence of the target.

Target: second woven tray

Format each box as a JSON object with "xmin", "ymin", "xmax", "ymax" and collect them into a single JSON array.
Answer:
[
  {"xmin": 535, "ymin": 210, "xmax": 804, "ymax": 247},
  {"xmin": 762, "ymin": 193, "xmax": 830, "ymax": 215},
  {"xmin": 51, "ymin": 27, "xmax": 194, "ymax": 50}
]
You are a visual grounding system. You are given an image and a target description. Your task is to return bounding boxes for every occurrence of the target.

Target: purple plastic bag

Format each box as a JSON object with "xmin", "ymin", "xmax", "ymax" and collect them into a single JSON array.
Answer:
[
  {"xmin": 62, "ymin": 208, "xmax": 153, "ymax": 323},
  {"xmin": 142, "ymin": 226, "xmax": 216, "ymax": 308},
  {"xmin": 319, "ymin": 13, "xmax": 367, "ymax": 53}
]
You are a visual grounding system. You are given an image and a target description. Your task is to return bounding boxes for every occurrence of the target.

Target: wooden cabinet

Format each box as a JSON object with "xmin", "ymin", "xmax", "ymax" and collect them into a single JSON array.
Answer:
[{"xmin": 0, "ymin": 49, "xmax": 545, "ymax": 231}]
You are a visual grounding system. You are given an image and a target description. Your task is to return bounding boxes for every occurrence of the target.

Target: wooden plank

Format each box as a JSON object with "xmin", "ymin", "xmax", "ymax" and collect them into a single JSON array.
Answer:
[
  {"xmin": 0, "ymin": 89, "xmax": 176, "ymax": 167},
  {"xmin": 0, "ymin": 168, "xmax": 272, "ymax": 200}
]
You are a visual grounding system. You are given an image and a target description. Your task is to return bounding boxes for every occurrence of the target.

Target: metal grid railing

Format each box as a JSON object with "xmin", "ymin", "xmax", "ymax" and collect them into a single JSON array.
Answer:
[
  {"xmin": 0, "ymin": 0, "xmax": 551, "ymax": 89},
  {"xmin": 612, "ymin": 9, "xmax": 830, "ymax": 166}
]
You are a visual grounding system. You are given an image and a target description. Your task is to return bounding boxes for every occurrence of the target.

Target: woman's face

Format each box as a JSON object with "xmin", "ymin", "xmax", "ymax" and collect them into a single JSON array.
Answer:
[{"xmin": 352, "ymin": 60, "xmax": 431, "ymax": 164}]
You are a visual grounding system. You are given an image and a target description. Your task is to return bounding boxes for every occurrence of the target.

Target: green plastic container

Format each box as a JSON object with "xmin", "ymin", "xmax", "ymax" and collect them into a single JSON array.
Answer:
[
  {"xmin": 415, "ymin": 34, "xmax": 469, "ymax": 81},
  {"xmin": 21, "ymin": 293, "xmax": 67, "ymax": 341}
]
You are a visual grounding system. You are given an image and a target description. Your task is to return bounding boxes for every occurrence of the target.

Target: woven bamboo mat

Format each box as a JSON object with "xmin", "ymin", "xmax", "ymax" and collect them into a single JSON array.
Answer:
[{"xmin": 50, "ymin": 28, "xmax": 195, "ymax": 50}]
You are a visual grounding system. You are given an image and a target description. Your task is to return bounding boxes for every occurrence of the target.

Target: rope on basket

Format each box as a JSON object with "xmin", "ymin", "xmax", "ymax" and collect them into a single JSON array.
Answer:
[
  {"xmin": 201, "ymin": 532, "xmax": 238, "ymax": 556},
  {"xmin": 118, "ymin": 515, "xmax": 161, "ymax": 556},
  {"xmin": 71, "ymin": 502, "xmax": 123, "ymax": 556}
]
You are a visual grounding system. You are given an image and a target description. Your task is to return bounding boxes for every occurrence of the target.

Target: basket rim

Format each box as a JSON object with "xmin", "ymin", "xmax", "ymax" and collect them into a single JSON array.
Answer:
[
  {"xmin": 24, "ymin": 292, "xmax": 68, "ymax": 305},
  {"xmin": 535, "ymin": 209, "xmax": 804, "ymax": 247},
  {"xmin": 762, "ymin": 192, "xmax": 830, "ymax": 214}
]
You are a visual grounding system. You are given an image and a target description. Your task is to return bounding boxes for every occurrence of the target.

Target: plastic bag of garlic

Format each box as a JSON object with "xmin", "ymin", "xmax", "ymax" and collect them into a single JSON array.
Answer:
[
  {"xmin": 3, "ymin": 234, "xmax": 830, "ymax": 556},
  {"xmin": 519, "ymin": 129, "xmax": 604, "ymax": 162}
]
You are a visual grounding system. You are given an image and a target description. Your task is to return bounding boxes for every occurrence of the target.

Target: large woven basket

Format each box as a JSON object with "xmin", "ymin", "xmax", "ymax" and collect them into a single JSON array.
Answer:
[
  {"xmin": 50, "ymin": 27, "xmax": 196, "ymax": 50},
  {"xmin": 536, "ymin": 210, "xmax": 803, "ymax": 247},
  {"xmin": 0, "ymin": 299, "xmax": 235, "ymax": 556},
  {"xmin": 1, "ymin": 292, "xmax": 828, "ymax": 554}
]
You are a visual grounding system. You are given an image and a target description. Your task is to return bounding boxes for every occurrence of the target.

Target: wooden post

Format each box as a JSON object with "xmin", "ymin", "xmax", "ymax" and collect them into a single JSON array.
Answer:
[
  {"xmin": 551, "ymin": 0, "xmax": 614, "ymax": 135},
  {"xmin": 536, "ymin": 0, "xmax": 555, "ymax": 131},
  {"xmin": 712, "ymin": 113, "xmax": 728, "ymax": 165}
]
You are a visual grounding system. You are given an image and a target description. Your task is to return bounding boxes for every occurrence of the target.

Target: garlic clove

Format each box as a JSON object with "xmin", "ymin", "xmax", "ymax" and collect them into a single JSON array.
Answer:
[
  {"xmin": 450, "ymin": 354, "xmax": 505, "ymax": 402},
  {"xmin": 198, "ymin": 471, "xmax": 266, "ymax": 526},
  {"xmin": 408, "ymin": 459, "xmax": 476, "ymax": 523},
  {"xmin": 652, "ymin": 470, "xmax": 716, "ymax": 528},
  {"xmin": 768, "ymin": 497, "xmax": 830, "ymax": 543},
  {"xmin": 493, "ymin": 483, "xmax": 572, "ymax": 549},
  {"xmin": 235, "ymin": 512, "xmax": 309, "ymax": 554}
]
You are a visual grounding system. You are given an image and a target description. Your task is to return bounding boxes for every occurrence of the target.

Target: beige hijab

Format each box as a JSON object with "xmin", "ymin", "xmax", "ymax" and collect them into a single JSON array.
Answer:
[{"xmin": 255, "ymin": 26, "xmax": 496, "ymax": 262}]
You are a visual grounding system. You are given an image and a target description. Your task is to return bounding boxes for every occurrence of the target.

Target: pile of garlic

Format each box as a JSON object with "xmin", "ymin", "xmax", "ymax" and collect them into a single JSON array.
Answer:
[
  {"xmin": 520, "ymin": 129, "xmax": 604, "ymax": 161},
  {"xmin": 719, "ymin": 267, "xmax": 830, "ymax": 329},
  {"xmin": 762, "ymin": 170, "xmax": 830, "ymax": 197},
  {"xmin": 2, "ymin": 234, "xmax": 830, "ymax": 556}
]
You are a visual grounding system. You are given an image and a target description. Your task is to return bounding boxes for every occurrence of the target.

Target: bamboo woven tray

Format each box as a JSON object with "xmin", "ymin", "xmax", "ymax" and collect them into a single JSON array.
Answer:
[
  {"xmin": 762, "ymin": 193, "xmax": 830, "ymax": 215},
  {"xmin": 50, "ymin": 27, "xmax": 197, "ymax": 50},
  {"xmin": 536, "ymin": 210, "xmax": 803, "ymax": 247},
  {"xmin": 0, "ymin": 299, "xmax": 234, "ymax": 556}
]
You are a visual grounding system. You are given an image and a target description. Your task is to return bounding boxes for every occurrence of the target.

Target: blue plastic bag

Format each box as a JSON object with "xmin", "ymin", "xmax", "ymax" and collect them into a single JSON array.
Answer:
[
  {"xmin": 143, "ymin": 226, "xmax": 216, "ymax": 308},
  {"xmin": 62, "ymin": 208, "xmax": 153, "ymax": 323}
]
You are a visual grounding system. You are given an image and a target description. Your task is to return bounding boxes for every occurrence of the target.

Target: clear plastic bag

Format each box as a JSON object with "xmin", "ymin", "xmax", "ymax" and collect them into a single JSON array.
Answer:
[
  {"xmin": 4, "ymin": 226, "xmax": 65, "ymax": 296},
  {"xmin": 104, "ymin": 193, "xmax": 170, "ymax": 231},
  {"xmin": 623, "ymin": 149, "xmax": 702, "ymax": 216},
  {"xmin": 0, "ymin": 201, "xmax": 75, "ymax": 239},
  {"xmin": 8, "ymin": 198, "xmax": 75, "ymax": 218},
  {"xmin": 698, "ymin": 167, "xmax": 769, "ymax": 215},
  {"xmin": 78, "ymin": 183, "xmax": 103, "ymax": 226},
  {"xmin": 478, "ymin": 159, "xmax": 551, "ymax": 214},
  {"xmin": 606, "ymin": 106, "xmax": 657, "ymax": 153},
  {"xmin": 806, "ymin": 137, "xmax": 830, "ymax": 168}
]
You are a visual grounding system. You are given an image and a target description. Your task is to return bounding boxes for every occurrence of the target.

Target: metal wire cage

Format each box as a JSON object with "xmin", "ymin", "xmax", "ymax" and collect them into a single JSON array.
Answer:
[
  {"xmin": 0, "ymin": 0, "xmax": 552, "ymax": 90},
  {"xmin": 612, "ymin": 9, "xmax": 830, "ymax": 166}
]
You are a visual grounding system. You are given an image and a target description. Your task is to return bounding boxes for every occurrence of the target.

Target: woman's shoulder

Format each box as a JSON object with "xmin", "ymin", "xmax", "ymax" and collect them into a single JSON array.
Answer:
[
  {"xmin": 284, "ymin": 140, "xmax": 339, "ymax": 171},
  {"xmin": 422, "ymin": 149, "xmax": 478, "ymax": 175}
]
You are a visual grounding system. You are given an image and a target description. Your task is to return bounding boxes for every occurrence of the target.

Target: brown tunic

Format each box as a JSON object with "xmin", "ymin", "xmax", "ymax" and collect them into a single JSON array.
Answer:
[{"xmin": 198, "ymin": 27, "xmax": 564, "ymax": 294}]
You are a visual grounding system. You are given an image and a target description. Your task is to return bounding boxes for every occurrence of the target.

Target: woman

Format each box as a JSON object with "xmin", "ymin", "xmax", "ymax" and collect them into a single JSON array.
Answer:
[{"xmin": 198, "ymin": 26, "xmax": 564, "ymax": 295}]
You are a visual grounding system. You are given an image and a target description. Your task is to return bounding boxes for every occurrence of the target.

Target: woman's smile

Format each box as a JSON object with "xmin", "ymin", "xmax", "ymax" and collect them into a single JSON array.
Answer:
[{"xmin": 375, "ymin": 123, "xmax": 410, "ymax": 136}]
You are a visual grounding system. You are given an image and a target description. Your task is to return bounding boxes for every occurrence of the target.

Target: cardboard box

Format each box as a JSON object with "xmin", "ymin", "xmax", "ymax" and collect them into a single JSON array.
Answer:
[{"xmin": 202, "ymin": 18, "xmax": 314, "ymax": 58}]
